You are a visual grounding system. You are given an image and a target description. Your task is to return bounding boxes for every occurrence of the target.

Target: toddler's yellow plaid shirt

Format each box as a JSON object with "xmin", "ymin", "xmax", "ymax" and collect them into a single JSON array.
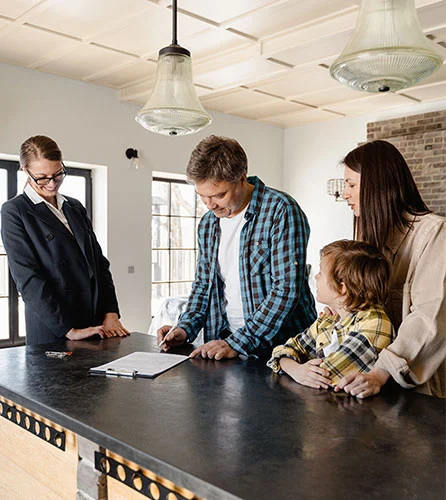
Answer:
[{"xmin": 267, "ymin": 305, "xmax": 394, "ymax": 386}]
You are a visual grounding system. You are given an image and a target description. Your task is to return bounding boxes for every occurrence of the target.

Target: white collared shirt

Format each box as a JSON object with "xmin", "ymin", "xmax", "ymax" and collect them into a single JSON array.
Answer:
[{"xmin": 24, "ymin": 183, "xmax": 73, "ymax": 235}]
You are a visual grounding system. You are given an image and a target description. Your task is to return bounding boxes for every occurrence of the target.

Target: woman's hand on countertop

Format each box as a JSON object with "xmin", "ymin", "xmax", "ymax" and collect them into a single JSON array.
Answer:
[
  {"xmin": 66, "ymin": 325, "xmax": 108, "ymax": 341},
  {"xmin": 335, "ymin": 368, "xmax": 390, "ymax": 398},
  {"xmin": 102, "ymin": 312, "xmax": 130, "ymax": 337}
]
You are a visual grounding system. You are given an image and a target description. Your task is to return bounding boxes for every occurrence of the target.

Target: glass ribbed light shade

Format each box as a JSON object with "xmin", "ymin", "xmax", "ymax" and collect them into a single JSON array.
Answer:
[
  {"xmin": 136, "ymin": 46, "xmax": 212, "ymax": 136},
  {"xmin": 330, "ymin": 0, "xmax": 443, "ymax": 93}
]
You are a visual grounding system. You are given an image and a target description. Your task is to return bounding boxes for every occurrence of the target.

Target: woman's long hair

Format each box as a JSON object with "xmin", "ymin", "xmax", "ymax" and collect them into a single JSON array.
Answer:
[{"xmin": 343, "ymin": 140, "xmax": 430, "ymax": 251}]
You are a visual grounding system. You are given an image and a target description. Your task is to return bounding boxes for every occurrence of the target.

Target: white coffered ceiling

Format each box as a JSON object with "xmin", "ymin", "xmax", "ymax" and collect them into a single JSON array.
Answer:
[{"xmin": 0, "ymin": 0, "xmax": 445, "ymax": 127}]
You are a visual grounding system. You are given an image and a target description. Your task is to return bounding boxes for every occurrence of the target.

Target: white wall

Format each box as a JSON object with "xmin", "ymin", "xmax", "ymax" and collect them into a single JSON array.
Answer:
[
  {"xmin": 0, "ymin": 62, "xmax": 284, "ymax": 332},
  {"xmin": 284, "ymin": 99, "xmax": 446, "ymax": 309}
]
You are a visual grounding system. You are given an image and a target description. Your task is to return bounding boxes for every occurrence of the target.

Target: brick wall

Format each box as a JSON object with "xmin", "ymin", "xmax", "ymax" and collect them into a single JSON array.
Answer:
[{"xmin": 367, "ymin": 110, "xmax": 446, "ymax": 216}]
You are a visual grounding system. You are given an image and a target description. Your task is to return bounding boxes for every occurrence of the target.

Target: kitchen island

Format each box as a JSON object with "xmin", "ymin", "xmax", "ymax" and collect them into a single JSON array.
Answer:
[{"xmin": 0, "ymin": 332, "xmax": 444, "ymax": 500}]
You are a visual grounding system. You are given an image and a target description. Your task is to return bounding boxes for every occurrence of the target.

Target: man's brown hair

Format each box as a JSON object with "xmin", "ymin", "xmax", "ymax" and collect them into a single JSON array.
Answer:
[
  {"xmin": 320, "ymin": 239, "xmax": 391, "ymax": 312},
  {"xmin": 186, "ymin": 135, "xmax": 247, "ymax": 183}
]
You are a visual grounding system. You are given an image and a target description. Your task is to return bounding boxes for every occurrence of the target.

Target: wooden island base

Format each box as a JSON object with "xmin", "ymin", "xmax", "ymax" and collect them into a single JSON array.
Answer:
[{"xmin": 0, "ymin": 395, "xmax": 203, "ymax": 500}]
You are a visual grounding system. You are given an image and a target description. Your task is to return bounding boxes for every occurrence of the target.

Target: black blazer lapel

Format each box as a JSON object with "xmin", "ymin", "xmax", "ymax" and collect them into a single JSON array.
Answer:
[
  {"xmin": 27, "ymin": 199, "xmax": 73, "ymax": 236},
  {"xmin": 63, "ymin": 201, "xmax": 92, "ymax": 267}
]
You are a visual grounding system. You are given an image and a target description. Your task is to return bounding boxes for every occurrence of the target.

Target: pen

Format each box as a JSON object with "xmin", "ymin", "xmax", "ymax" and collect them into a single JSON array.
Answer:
[
  {"xmin": 158, "ymin": 324, "xmax": 177, "ymax": 347},
  {"xmin": 45, "ymin": 351, "xmax": 73, "ymax": 359},
  {"xmin": 105, "ymin": 368, "xmax": 137, "ymax": 378}
]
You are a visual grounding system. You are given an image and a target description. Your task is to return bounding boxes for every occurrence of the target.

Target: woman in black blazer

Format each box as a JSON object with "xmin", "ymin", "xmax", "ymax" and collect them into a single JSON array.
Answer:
[{"xmin": 1, "ymin": 135, "xmax": 129, "ymax": 345}]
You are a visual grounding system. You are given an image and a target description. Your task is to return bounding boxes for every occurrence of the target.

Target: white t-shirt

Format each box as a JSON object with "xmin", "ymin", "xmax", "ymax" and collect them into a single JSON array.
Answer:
[{"xmin": 218, "ymin": 207, "xmax": 248, "ymax": 333}]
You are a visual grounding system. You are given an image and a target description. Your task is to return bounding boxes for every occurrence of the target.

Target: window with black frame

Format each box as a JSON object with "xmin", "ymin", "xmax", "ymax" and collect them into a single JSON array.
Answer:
[
  {"xmin": 0, "ymin": 160, "xmax": 92, "ymax": 347},
  {"xmin": 151, "ymin": 177, "xmax": 206, "ymax": 317}
]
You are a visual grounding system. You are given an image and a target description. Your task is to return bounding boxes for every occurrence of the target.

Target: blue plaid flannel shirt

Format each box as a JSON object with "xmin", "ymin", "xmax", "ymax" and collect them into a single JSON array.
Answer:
[{"xmin": 177, "ymin": 176, "xmax": 316, "ymax": 356}]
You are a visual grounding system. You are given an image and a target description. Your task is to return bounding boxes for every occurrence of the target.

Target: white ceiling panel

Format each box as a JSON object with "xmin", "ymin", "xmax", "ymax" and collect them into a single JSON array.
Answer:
[
  {"xmin": 201, "ymin": 88, "xmax": 276, "ymax": 112},
  {"xmin": 401, "ymin": 81, "xmax": 446, "ymax": 101},
  {"xmin": 251, "ymin": 66, "xmax": 338, "ymax": 98},
  {"xmin": 261, "ymin": 108, "xmax": 339, "ymax": 126},
  {"xmin": 90, "ymin": 60, "xmax": 158, "ymax": 88},
  {"xmin": 180, "ymin": 28, "xmax": 247, "ymax": 60},
  {"xmin": 417, "ymin": 1, "xmax": 446, "ymax": 31},
  {"xmin": 178, "ymin": 0, "xmax": 278, "ymax": 24},
  {"xmin": 195, "ymin": 86, "xmax": 215, "ymax": 97},
  {"xmin": 0, "ymin": 25, "xmax": 77, "ymax": 66},
  {"xmin": 232, "ymin": 99, "xmax": 308, "ymax": 119},
  {"xmin": 298, "ymin": 86, "xmax": 363, "ymax": 107},
  {"xmin": 325, "ymin": 93, "xmax": 416, "ymax": 115},
  {"xmin": 38, "ymin": 44, "xmax": 137, "ymax": 80},
  {"xmin": 28, "ymin": 0, "xmax": 151, "ymax": 40},
  {"xmin": 229, "ymin": 0, "xmax": 354, "ymax": 39},
  {"xmin": 272, "ymin": 30, "xmax": 352, "ymax": 67},
  {"xmin": 429, "ymin": 26, "xmax": 446, "ymax": 41},
  {"xmin": 195, "ymin": 59, "xmax": 286, "ymax": 89},
  {"xmin": 92, "ymin": 6, "xmax": 208, "ymax": 57},
  {"xmin": 0, "ymin": 0, "xmax": 41, "ymax": 20}
]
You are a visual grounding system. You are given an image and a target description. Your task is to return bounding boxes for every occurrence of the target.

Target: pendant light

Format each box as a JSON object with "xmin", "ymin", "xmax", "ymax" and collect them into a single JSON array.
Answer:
[
  {"xmin": 135, "ymin": 0, "xmax": 212, "ymax": 136},
  {"xmin": 330, "ymin": 0, "xmax": 443, "ymax": 93}
]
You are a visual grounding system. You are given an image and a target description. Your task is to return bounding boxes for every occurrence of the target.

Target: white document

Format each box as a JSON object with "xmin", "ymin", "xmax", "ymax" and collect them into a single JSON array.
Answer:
[{"xmin": 89, "ymin": 352, "xmax": 189, "ymax": 379}]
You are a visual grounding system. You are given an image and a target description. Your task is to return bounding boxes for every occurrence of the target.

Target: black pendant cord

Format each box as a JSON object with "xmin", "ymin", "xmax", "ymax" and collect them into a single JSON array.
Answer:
[{"xmin": 172, "ymin": 0, "xmax": 178, "ymax": 45}]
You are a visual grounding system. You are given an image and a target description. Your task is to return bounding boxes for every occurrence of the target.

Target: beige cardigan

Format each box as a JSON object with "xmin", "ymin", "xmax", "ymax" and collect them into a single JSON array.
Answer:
[{"xmin": 375, "ymin": 213, "xmax": 446, "ymax": 397}]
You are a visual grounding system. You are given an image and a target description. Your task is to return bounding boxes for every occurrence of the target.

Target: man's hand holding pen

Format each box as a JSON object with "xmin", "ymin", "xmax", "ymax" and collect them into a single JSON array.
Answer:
[{"xmin": 157, "ymin": 325, "xmax": 187, "ymax": 351}]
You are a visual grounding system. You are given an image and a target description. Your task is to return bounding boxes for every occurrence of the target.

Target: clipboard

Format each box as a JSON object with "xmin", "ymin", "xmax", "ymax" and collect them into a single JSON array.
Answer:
[{"xmin": 89, "ymin": 352, "xmax": 189, "ymax": 379}]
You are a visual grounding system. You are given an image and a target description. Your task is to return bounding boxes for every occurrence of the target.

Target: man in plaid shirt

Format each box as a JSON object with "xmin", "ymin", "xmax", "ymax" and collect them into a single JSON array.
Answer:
[{"xmin": 157, "ymin": 136, "xmax": 316, "ymax": 359}]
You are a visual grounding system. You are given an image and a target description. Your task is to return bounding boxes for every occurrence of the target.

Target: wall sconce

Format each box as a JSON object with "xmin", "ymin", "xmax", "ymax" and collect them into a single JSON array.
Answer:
[
  {"xmin": 125, "ymin": 148, "xmax": 140, "ymax": 169},
  {"xmin": 327, "ymin": 179, "xmax": 346, "ymax": 201}
]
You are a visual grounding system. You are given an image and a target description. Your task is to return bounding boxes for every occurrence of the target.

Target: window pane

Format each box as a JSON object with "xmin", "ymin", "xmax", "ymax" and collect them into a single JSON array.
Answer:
[
  {"xmin": 61, "ymin": 175, "xmax": 86, "ymax": 207},
  {"xmin": 171, "ymin": 250, "xmax": 196, "ymax": 281},
  {"xmin": 0, "ymin": 255, "xmax": 8, "ymax": 297},
  {"xmin": 171, "ymin": 183, "xmax": 195, "ymax": 216},
  {"xmin": 171, "ymin": 282, "xmax": 193, "ymax": 298},
  {"xmin": 0, "ymin": 170, "xmax": 6, "ymax": 250},
  {"xmin": 0, "ymin": 169, "xmax": 6, "ymax": 204},
  {"xmin": 152, "ymin": 250, "xmax": 169, "ymax": 282},
  {"xmin": 17, "ymin": 170, "xmax": 26, "ymax": 194},
  {"xmin": 195, "ymin": 218, "xmax": 201, "ymax": 242},
  {"xmin": 170, "ymin": 217, "xmax": 195, "ymax": 248},
  {"xmin": 151, "ymin": 283, "xmax": 169, "ymax": 317},
  {"xmin": 152, "ymin": 181, "xmax": 169, "ymax": 215},
  {"xmin": 19, "ymin": 295, "xmax": 25, "ymax": 337},
  {"xmin": 0, "ymin": 170, "xmax": 8, "ymax": 340},
  {"xmin": 0, "ymin": 297, "xmax": 8, "ymax": 340},
  {"xmin": 151, "ymin": 178, "xmax": 202, "ymax": 313},
  {"xmin": 152, "ymin": 216, "xmax": 169, "ymax": 248},
  {"xmin": 196, "ymin": 194, "xmax": 207, "ymax": 218}
]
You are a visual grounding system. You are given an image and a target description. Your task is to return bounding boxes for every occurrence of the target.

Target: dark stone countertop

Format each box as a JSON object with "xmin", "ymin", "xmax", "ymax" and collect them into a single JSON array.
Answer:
[{"xmin": 0, "ymin": 333, "xmax": 444, "ymax": 500}]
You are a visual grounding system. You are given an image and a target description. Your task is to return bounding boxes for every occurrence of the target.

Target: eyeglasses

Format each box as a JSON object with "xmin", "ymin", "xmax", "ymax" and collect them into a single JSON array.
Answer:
[{"xmin": 27, "ymin": 164, "xmax": 67, "ymax": 186}]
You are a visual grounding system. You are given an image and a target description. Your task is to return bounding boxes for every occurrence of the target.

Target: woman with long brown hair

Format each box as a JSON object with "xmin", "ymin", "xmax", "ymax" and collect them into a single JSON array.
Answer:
[
  {"xmin": 1, "ymin": 135, "xmax": 129, "ymax": 345},
  {"xmin": 336, "ymin": 140, "xmax": 445, "ymax": 398}
]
